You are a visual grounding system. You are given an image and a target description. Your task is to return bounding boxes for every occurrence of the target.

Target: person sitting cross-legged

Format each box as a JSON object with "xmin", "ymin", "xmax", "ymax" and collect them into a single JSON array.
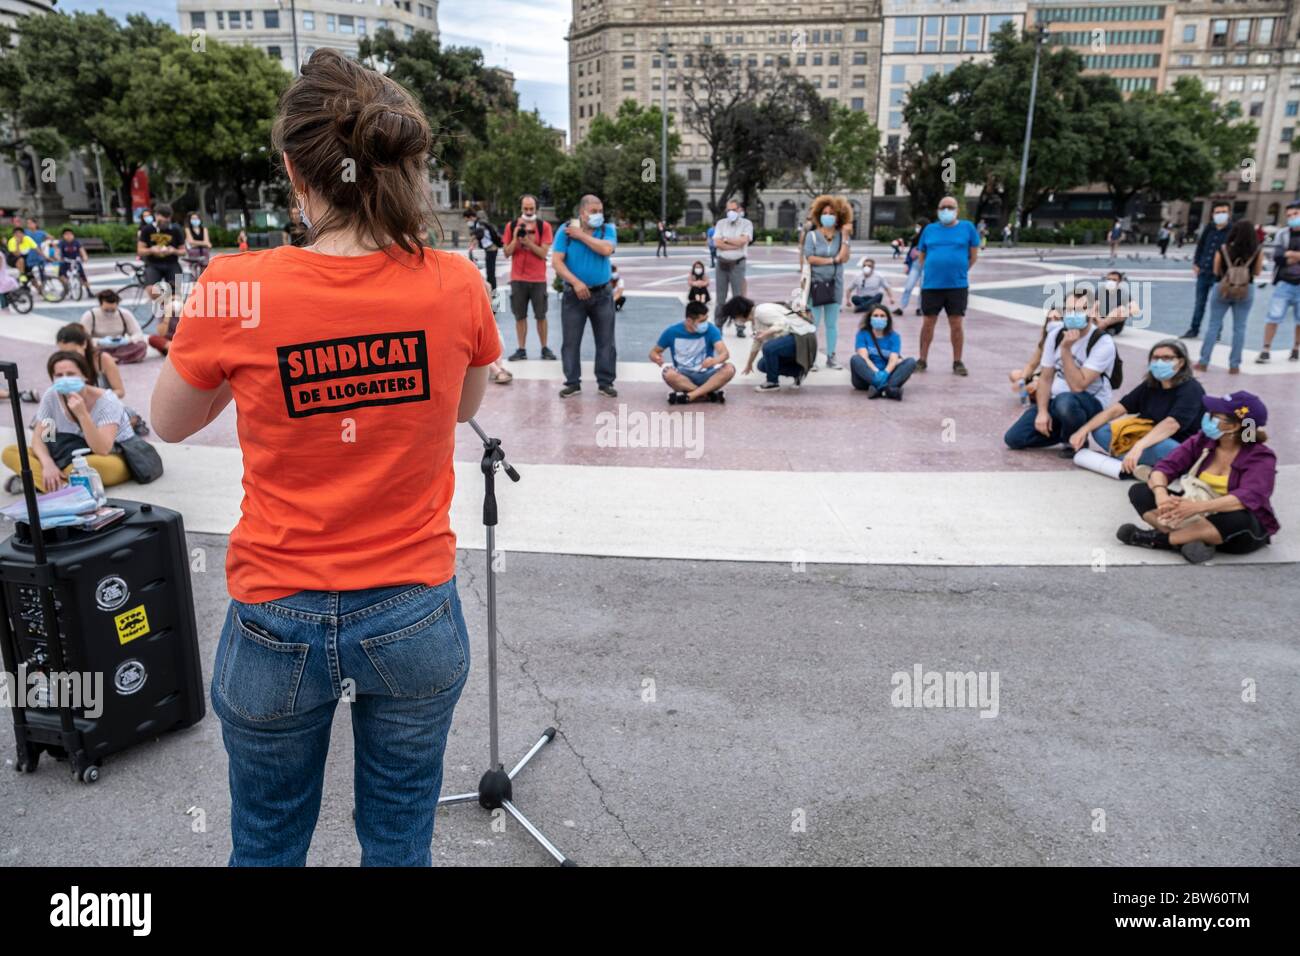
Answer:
[
  {"xmin": 1004, "ymin": 286, "xmax": 1118, "ymax": 456},
  {"xmin": 850, "ymin": 305, "xmax": 918, "ymax": 400},
  {"xmin": 650, "ymin": 300, "xmax": 735, "ymax": 404}
]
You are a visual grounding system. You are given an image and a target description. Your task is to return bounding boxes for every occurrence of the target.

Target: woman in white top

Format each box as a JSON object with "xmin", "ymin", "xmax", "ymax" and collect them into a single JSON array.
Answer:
[
  {"xmin": 80, "ymin": 288, "xmax": 147, "ymax": 363},
  {"xmin": 720, "ymin": 295, "xmax": 817, "ymax": 389}
]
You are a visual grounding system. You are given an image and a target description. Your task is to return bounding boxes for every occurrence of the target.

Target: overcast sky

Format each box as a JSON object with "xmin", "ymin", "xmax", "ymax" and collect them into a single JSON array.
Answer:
[{"xmin": 56, "ymin": 1, "xmax": 572, "ymax": 133}]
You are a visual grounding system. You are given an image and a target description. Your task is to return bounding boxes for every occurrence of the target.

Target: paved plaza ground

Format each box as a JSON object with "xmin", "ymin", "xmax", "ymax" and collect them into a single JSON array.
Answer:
[{"xmin": 0, "ymin": 243, "xmax": 1296, "ymax": 865}]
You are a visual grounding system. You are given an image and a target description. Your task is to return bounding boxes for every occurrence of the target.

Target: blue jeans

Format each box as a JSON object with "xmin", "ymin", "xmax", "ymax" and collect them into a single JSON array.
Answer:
[
  {"xmin": 808, "ymin": 302, "xmax": 840, "ymax": 355},
  {"xmin": 900, "ymin": 267, "xmax": 922, "ymax": 309},
  {"xmin": 1200, "ymin": 284, "xmax": 1254, "ymax": 369},
  {"xmin": 1265, "ymin": 279, "xmax": 1300, "ymax": 329},
  {"xmin": 1004, "ymin": 391, "xmax": 1103, "ymax": 448},
  {"xmin": 757, "ymin": 334, "xmax": 801, "ymax": 384},
  {"xmin": 850, "ymin": 354, "xmax": 917, "ymax": 393},
  {"xmin": 850, "ymin": 293, "xmax": 882, "ymax": 313},
  {"xmin": 1187, "ymin": 270, "xmax": 1217, "ymax": 335},
  {"xmin": 560, "ymin": 284, "xmax": 617, "ymax": 388},
  {"xmin": 211, "ymin": 580, "xmax": 470, "ymax": 866},
  {"xmin": 1091, "ymin": 423, "xmax": 1181, "ymax": 466}
]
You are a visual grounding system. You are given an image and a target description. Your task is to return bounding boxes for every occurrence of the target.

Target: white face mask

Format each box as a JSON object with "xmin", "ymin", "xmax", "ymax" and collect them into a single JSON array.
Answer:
[
  {"xmin": 1105, "ymin": 280, "xmax": 1118, "ymax": 290},
  {"xmin": 726, "ymin": 210, "xmax": 739, "ymax": 222},
  {"xmin": 521, "ymin": 212, "xmax": 536, "ymax": 221},
  {"xmin": 862, "ymin": 267, "xmax": 873, "ymax": 276}
]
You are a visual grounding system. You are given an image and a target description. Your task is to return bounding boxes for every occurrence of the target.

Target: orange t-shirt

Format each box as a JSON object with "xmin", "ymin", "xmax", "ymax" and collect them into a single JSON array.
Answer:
[{"xmin": 168, "ymin": 244, "xmax": 500, "ymax": 603}]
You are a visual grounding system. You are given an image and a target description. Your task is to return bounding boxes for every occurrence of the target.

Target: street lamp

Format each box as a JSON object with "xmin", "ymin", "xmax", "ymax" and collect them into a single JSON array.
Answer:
[
  {"xmin": 658, "ymin": 32, "xmax": 670, "ymax": 226},
  {"xmin": 278, "ymin": 0, "xmax": 300, "ymax": 73},
  {"xmin": 1012, "ymin": 22, "xmax": 1050, "ymax": 242}
]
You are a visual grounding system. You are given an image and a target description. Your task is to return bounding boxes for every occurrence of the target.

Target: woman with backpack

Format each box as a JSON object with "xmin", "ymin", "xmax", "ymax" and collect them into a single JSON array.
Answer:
[{"xmin": 1196, "ymin": 220, "xmax": 1262, "ymax": 374}]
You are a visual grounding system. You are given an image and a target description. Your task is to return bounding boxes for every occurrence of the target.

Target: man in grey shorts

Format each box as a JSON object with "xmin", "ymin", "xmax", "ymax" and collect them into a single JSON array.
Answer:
[{"xmin": 502, "ymin": 194, "xmax": 557, "ymax": 361}]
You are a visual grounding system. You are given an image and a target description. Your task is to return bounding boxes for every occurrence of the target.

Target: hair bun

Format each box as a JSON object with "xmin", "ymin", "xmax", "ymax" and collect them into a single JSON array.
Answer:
[{"xmin": 353, "ymin": 101, "xmax": 429, "ymax": 166}]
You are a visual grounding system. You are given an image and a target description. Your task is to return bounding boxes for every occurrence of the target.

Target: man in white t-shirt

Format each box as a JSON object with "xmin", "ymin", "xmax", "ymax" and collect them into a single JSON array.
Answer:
[
  {"xmin": 712, "ymin": 199, "xmax": 753, "ymax": 328},
  {"xmin": 1004, "ymin": 287, "xmax": 1118, "ymax": 453}
]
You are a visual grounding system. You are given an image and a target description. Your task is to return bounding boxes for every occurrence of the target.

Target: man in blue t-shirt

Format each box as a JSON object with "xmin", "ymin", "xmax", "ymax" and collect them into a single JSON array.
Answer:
[
  {"xmin": 552, "ymin": 193, "xmax": 620, "ymax": 398},
  {"xmin": 915, "ymin": 195, "xmax": 981, "ymax": 377},
  {"xmin": 650, "ymin": 300, "xmax": 734, "ymax": 403}
]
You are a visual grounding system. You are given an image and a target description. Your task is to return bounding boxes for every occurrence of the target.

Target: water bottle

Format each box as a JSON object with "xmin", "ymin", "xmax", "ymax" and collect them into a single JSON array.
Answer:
[
  {"xmin": 68, "ymin": 450, "xmax": 105, "ymax": 507},
  {"xmin": 1017, "ymin": 379, "xmax": 1030, "ymax": 406}
]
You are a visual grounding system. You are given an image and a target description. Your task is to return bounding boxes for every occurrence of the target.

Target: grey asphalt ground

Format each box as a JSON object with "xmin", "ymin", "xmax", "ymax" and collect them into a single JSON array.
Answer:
[{"xmin": 1, "ymin": 532, "xmax": 1297, "ymax": 867}]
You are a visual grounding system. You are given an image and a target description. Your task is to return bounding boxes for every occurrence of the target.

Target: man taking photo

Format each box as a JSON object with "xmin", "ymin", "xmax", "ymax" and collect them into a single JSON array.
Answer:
[{"xmin": 502, "ymin": 194, "xmax": 556, "ymax": 361}]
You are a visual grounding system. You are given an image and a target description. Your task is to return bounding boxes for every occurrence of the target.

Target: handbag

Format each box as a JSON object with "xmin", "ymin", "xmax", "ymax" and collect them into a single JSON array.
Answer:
[
  {"xmin": 1168, "ymin": 448, "xmax": 1218, "ymax": 528},
  {"xmin": 808, "ymin": 232, "xmax": 840, "ymax": 306},
  {"xmin": 114, "ymin": 436, "xmax": 164, "ymax": 484}
]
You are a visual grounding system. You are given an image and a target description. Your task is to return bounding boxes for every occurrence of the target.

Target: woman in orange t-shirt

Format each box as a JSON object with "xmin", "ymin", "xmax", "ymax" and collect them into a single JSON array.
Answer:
[{"xmin": 151, "ymin": 50, "xmax": 499, "ymax": 867}]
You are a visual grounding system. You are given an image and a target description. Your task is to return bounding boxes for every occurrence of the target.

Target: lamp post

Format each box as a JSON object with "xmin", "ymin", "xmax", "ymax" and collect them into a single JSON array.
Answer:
[
  {"xmin": 658, "ymin": 32, "xmax": 670, "ymax": 226},
  {"xmin": 277, "ymin": 0, "xmax": 301, "ymax": 73},
  {"xmin": 1012, "ymin": 22, "xmax": 1050, "ymax": 242}
]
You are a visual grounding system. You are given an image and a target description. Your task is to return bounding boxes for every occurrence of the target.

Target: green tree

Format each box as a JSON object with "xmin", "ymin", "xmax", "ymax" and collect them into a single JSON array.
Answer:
[
  {"xmin": 802, "ymin": 102, "xmax": 880, "ymax": 198},
  {"xmin": 359, "ymin": 28, "xmax": 517, "ymax": 178},
  {"xmin": 460, "ymin": 109, "xmax": 566, "ymax": 218}
]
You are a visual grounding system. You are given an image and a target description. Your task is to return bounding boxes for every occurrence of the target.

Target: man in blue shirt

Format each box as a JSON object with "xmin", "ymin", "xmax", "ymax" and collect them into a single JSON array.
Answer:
[
  {"xmin": 552, "ymin": 194, "xmax": 619, "ymax": 398},
  {"xmin": 1183, "ymin": 201, "xmax": 1232, "ymax": 339},
  {"xmin": 650, "ymin": 300, "xmax": 734, "ymax": 403},
  {"xmin": 915, "ymin": 195, "xmax": 980, "ymax": 376}
]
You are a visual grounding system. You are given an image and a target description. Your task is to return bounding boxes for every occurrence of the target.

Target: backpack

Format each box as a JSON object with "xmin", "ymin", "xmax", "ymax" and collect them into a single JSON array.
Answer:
[
  {"xmin": 1054, "ymin": 327, "xmax": 1122, "ymax": 389},
  {"xmin": 1219, "ymin": 250, "xmax": 1252, "ymax": 301}
]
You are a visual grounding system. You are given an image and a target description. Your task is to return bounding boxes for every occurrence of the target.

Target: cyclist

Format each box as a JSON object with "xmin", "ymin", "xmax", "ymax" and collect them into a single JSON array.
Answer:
[
  {"xmin": 184, "ymin": 211, "xmax": 212, "ymax": 277},
  {"xmin": 7, "ymin": 226, "xmax": 49, "ymax": 293},
  {"xmin": 136, "ymin": 201, "xmax": 185, "ymax": 310},
  {"xmin": 57, "ymin": 227, "xmax": 92, "ymax": 295}
]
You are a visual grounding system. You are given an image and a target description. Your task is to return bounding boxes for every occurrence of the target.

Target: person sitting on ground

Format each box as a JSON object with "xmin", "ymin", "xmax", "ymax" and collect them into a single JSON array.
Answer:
[
  {"xmin": 611, "ymin": 262, "xmax": 626, "ymax": 312},
  {"xmin": 1093, "ymin": 270, "xmax": 1141, "ymax": 336},
  {"xmin": 1004, "ymin": 287, "xmax": 1117, "ymax": 454},
  {"xmin": 80, "ymin": 289, "xmax": 147, "ymax": 364},
  {"xmin": 850, "ymin": 305, "xmax": 918, "ymax": 400},
  {"xmin": 1, "ymin": 350, "xmax": 136, "ymax": 494},
  {"xmin": 146, "ymin": 291, "xmax": 186, "ymax": 357},
  {"xmin": 847, "ymin": 257, "xmax": 897, "ymax": 315},
  {"xmin": 650, "ymin": 300, "xmax": 735, "ymax": 404},
  {"xmin": 1068, "ymin": 339, "xmax": 1204, "ymax": 474},
  {"xmin": 687, "ymin": 260, "xmax": 711, "ymax": 305},
  {"xmin": 1118, "ymin": 390, "xmax": 1277, "ymax": 563},
  {"xmin": 721, "ymin": 295, "xmax": 818, "ymax": 391},
  {"xmin": 56, "ymin": 322, "xmax": 150, "ymax": 435},
  {"xmin": 1008, "ymin": 307, "xmax": 1061, "ymax": 405}
]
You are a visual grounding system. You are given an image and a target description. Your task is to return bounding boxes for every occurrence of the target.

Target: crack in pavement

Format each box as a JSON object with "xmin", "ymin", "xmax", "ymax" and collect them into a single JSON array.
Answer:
[{"xmin": 457, "ymin": 554, "xmax": 651, "ymax": 863}]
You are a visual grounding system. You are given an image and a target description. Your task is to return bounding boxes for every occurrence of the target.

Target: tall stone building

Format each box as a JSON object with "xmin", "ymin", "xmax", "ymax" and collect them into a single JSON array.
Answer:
[{"xmin": 566, "ymin": 0, "xmax": 884, "ymax": 236}]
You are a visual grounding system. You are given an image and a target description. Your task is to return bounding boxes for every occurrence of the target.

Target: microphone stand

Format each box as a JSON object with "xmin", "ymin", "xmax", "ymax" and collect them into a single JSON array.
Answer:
[{"xmin": 437, "ymin": 418, "xmax": 575, "ymax": 865}]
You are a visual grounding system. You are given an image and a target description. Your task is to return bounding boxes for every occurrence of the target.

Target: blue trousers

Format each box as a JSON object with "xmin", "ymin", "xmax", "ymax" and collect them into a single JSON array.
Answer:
[
  {"xmin": 1091, "ymin": 423, "xmax": 1181, "ymax": 465},
  {"xmin": 756, "ymin": 334, "xmax": 801, "ymax": 384},
  {"xmin": 1004, "ymin": 391, "xmax": 1103, "ymax": 448},
  {"xmin": 1200, "ymin": 285, "xmax": 1254, "ymax": 369},
  {"xmin": 1187, "ymin": 270, "xmax": 1217, "ymax": 335}
]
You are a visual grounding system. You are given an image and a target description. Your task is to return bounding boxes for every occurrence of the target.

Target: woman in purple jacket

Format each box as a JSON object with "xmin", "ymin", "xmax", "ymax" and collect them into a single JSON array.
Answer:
[{"xmin": 1117, "ymin": 391, "xmax": 1277, "ymax": 563}]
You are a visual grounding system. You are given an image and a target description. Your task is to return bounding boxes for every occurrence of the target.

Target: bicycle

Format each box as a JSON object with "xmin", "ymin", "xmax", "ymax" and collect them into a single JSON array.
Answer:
[
  {"xmin": 58, "ymin": 258, "xmax": 89, "ymax": 302},
  {"xmin": 113, "ymin": 260, "xmax": 153, "ymax": 323},
  {"xmin": 6, "ymin": 279, "xmax": 33, "ymax": 313}
]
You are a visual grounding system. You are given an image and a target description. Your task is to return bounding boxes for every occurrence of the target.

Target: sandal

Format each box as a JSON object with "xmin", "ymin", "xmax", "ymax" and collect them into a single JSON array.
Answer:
[
  {"xmin": 492, "ymin": 369, "xmax": 513, "ymax": 385},
  {"xmin": 19, "ymin": 389, "xmax": 38, "ymax": 403}
]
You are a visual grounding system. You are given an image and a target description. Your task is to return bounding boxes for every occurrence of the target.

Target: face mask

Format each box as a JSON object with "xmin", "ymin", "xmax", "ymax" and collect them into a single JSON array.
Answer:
[
  {"xmin": 726, "ymin": 210, "xmax": 739, "ymax": 222},
  {"xmin": 690, "ymin": 321, "xmax": 709, "ymax": 334},
  {"xmin": 1062, "ymin": 312, "xmax": 1088, "ymax": 330},
  {"xmin": 1149, "ymin": 359, "xmax": 1177, "ymax": 381},
  {"xmin": 1200, "ymin": 413, "xmax": 1224, "ymax": 440},
  {"xmin": 1105, "ymin": 280, "xmax": 1119, "ymax": 290},
  {"xmin": 1288, "ymin": 215, "xmax": 1300, "ymax": 229},
  {"xmin": 1213, "ymin": 213, "xmax": 1229, "ymax": 227},
  {"xmin": 870, "ymin": 316, "xmax": 888, "ymax": 330},
  {"xmin": 819, "ymin": 214, "xmax": 837, "ymax": 228},
  {"xmin": 693, "ymin": 267, "xmax": 704, "ymax": 276},
  {"xmin": 142, "ymin": 216, "xmax": 154, "ymax": 225},
  {"xmin": 937, "ymin": 208, "xmax": 957, "ymax": 225},
  {"xmin": 52, "ymin": 376, "xmax": 85, "ymax": 395},
  {"xmin": 522, "ymin": 213, "xmax": 536, "ymax": 221},
  {"xmin": 862, "ymin": 267, "xmax": 873, "ymax": 276},
  {"xmin": 190, "ymin": 218, "xmax": 201, "ymax": 227},
  {"xmin": 587, "ymin": 213, "xmax": 604, "ymax": 229}
]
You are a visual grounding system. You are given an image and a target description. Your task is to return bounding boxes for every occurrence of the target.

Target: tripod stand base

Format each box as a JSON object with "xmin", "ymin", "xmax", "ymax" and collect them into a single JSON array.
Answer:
[{"xmin": 439, "ymin": 726, "xmax": 574, "ymax": 864}]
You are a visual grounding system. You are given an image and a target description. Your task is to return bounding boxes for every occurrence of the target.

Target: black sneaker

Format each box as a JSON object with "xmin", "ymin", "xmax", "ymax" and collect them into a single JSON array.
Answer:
[
  {"xmin": 755, "ymin": 382, "xmax": 779, "ymax": 392},
  {"xmin": 667, "ymin": 392, "xmax": 683, "ymax": 405},
  {"xmin": 866, "ymin": 386, "xmax": 881, "ymax": 399},
  {"xmin": 1180, "ymin": 541, "xmax": 1216, "ymax": 564},
  {"xmin": 1290, "ymin": 348, "xmax": 1299, "ymax": 362},
  {"xmin": 598, "ymin": 384, "xmax": 618, "ymax": 398},
  {"xmin": 884, "ymin": 386, "xmax": 903, "ymax": 400},
  {"xmin": 952, "ymin": 360, "xmax": 968, "ymax": 376},
  {"xmin": 708, "ymin": 390, "xmax": 725, "ymax": 403},
  {"xmin": 541, "ymin": 347, "xmax": 558, "ymax": 360},
  {"xmin": 559, "ymin": 384, "xmax": 581, "ymax": 398},
  {"xmin": 1116, "ymin": 524, "xmax": 1168, "ymax": 549},
  {"xmin": 1179, "ymin": 328, "xmax": 1198, "ymax": 339},
  {"xmin": 915, "ymin": 359, "xmax": 927, "ymax": 372},
  {"xmin": 1256, "ymin": 350, "xmax": 1271, "ymax": 364},
  {"xmin": 1058, "ymin": 447, "xmax": 1076, "ymax": 459},
  {"xmin": 507, "ymin": 349, "xmax": 527, "ymax": 361}
]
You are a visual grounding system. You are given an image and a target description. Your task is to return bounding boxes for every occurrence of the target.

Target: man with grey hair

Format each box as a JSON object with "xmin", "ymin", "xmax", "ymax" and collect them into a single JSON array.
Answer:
[
  {"xmin": 552, "ymin": 194, "xmax": 619, "ymax": 397},
  {"xmin": 502, "ymin": 194, "xmax": 556, "ymax": 360},
  {"xmin": 712, "ymin": 199, "xmax": 753, "ymax": 332}
]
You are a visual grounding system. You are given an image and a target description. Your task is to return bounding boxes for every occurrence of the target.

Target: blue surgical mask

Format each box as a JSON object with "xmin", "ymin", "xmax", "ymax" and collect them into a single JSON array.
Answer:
[
  {"xmin": 870, "ymin": 316, "xmax": 888, "ymax": 330},
  {"xmin": 52, "ymin": 376, "xmax": 85, "ymax": 395},
  {"xmin": 1149, "ymin": 359, "xmax": 1177, "ymax": 381},
  {"xmin": 587, "ymin": 213, "xmax": 604, "ymax": 229},
  {"xmin": 819, "ymin": 214, "xmax": 837, "ymax": 228},
  {"xmin": 1213, "ymin": 212, "xmax": 1229, "ymax": 227},
  {"xmin": 1200, "ymin": 413, "xmax": 1224, "ymax": 440},
  {"xmin": 1288, "ymin": 215, "xmax": 1300, "ymax": 229},
  {"xmin": 937, "ymin": 208, "xmax": 957, "ymax": 225},
  {"xmin": 726, "ymin": 210, "xmax": 739, "ymax": 222},
  {"xmin": 190, "ymin": 218, "xmax": 201, "ymax": 227},
  {"xmin": 1063, "ymin": 312, "xmax": 1088, "ymax": 330}
]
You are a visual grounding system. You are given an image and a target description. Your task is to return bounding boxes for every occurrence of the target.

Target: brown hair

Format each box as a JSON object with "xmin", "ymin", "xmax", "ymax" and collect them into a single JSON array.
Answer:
[
  {"xmin": 46, "ymin": 349, "xmax": 94, "ymax": 382},
  {"xmin": 272, "ymin": 48, "xmax": 433, "ymax": 256},
  {"xmin": 97, "ymin": 289, "xmax": 119, "ymax": 305},
  {"xmin": 810, "ymin": 194, "xmax": 853, "ymax": 228},
  {"xmin": 55, "ymin": 323, "xmax": 100, "ymax": 377}
]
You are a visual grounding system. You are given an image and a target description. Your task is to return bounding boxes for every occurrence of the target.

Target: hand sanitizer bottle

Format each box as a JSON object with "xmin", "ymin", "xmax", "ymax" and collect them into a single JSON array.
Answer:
[{"xmin": 68, "ymin": 450, "xmax": 106, "ymax": 507}]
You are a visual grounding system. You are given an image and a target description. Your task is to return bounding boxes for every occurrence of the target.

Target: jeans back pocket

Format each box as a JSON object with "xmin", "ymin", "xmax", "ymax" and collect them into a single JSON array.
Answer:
[
  {"xmin": 359, "ymin": 596, "xmax": 467, "ymax": 699},
  {"xmin": 218, "ymin": 610, "xmax": 311, "ymax": 722}
]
